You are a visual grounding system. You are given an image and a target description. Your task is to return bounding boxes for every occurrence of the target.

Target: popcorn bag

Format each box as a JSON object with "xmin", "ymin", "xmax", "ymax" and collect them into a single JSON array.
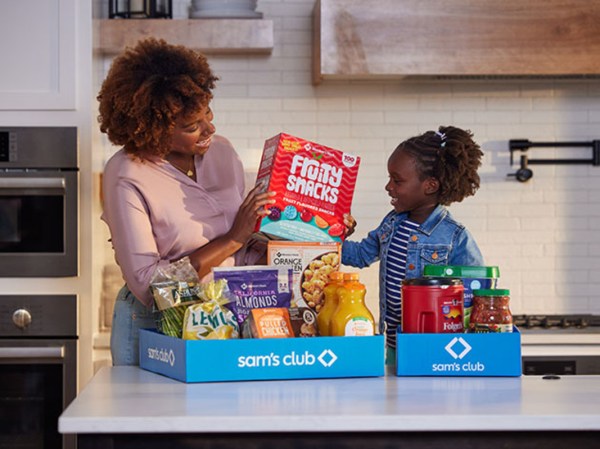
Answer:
[{"xmin": 254, "ymin": 133, "xmax": 360, "ymax": 242}]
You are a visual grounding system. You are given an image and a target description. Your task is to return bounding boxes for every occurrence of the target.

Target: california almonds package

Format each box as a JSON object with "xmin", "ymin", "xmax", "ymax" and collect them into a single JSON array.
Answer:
[
  {"xmin": 267, "ymin": 241, "xmax": 341, "ymax": 313},
  {"xmin": 254, "ymin": 133, "xmax": 360, "ymax": 243},
  {"xmin": 212, "ymin": 266, "xmax": 293, "ymax": 326}
]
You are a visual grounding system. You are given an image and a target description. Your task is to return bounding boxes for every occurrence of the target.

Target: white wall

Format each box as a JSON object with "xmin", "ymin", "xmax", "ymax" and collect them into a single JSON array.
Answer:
[{"xmin": 95, "ymin": 0, "xmax": 600, "ymax": 328}]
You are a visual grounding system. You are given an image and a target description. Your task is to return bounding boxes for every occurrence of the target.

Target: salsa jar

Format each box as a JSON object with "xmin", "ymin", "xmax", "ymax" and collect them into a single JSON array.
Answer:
[{"xmin": 468, "ymin": 289, "xmax": 513, "ymax": 333}]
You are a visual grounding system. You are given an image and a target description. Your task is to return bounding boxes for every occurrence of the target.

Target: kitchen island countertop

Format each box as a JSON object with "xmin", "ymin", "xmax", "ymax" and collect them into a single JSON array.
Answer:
[{"xmin": 59, "ymin": 367, "xmax": 600, "ymax": 448}]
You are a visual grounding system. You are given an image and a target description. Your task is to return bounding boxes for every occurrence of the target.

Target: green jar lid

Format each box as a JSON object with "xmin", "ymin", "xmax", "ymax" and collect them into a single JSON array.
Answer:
[
  {"xmin": 473, "ymin": 288, "xmax": 510, "ymax": 296},
  {"xmin": 423, "ymin": 265, "xmax": 500, "ymax": 279}
]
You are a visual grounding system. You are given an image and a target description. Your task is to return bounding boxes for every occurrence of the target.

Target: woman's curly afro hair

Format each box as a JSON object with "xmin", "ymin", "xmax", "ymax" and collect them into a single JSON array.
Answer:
[
  {"xmin": 97, "ymin": 38, "xmax": 218, "ymax": 159},
  {"xmin": 394, "ymin": 126, "xmax": 483, "ymax": 205}
]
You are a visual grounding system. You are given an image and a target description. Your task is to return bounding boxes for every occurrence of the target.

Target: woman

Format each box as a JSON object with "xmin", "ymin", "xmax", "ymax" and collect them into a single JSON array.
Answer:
[{"xmin": 98, "ymin": 38, "xmax": 274, "ymax": 365}]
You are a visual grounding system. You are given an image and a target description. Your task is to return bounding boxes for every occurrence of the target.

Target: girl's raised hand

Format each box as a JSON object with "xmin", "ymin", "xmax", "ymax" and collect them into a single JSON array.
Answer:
[{"xmin": 343, "ymin": 213, "xmax": 357, "ymax": 238}]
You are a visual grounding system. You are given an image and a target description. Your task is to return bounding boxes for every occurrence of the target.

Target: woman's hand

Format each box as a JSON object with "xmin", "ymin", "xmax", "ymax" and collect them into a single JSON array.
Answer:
[
  {"xmin": 343, "ymin": 213, "xmax": 357, "ymax": 238},
  {"xmin": 228, "ymin": 183, "xmax": 276, "ymax": 244},
  {"xmin": 187, "ymin": 184, "xmax": 274, "ymax": 279}
]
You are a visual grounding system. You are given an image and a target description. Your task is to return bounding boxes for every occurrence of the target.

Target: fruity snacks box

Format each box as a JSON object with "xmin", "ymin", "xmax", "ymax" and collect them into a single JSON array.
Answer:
[{"xmin": 254, "ymin": 133, "xmax": 361, "ymax": 242}]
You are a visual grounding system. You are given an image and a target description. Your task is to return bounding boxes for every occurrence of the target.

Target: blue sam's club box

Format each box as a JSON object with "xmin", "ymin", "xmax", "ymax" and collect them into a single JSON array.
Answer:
[
  {"xmin": 140, "ymin": 329, "xmax": 385, "ymax": 382},
  {"xmin": 396, "ymin": 327, "xmax": 521, "ymax": 377}
]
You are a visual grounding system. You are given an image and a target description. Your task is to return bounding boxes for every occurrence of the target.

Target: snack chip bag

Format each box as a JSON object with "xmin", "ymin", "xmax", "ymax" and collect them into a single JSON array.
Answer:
[
  {"xmin": 212, "ymin": 266, "xmax": 293, "ymax": 325},
  {"xmin": 254, "ymin": 133, "xmax": 360, "ymax": 242}
]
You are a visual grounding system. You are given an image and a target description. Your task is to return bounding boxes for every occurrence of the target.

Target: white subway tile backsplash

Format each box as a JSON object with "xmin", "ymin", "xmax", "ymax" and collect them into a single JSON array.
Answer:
[
  {"xmin": 282, "ymin": 98, "xmax": 318, "ymax": 110},
  {"xmin": 486, "ymin": 97, "xmax": 533, "ymax": 110},
  {"xmin": 213, "ymin": 84, "xmax": 249, "ymax": 97},
  {"xmin": 487, "ymin": 217, "xmax": 522, "ymax": 231},
  {"xmin": 315, "ymin": 111, "xmax": 351, "ymax": 124},
  {"xmin": 384, "ymin": 110, "xmax": 453, "ymax": 124},
  {"xmin": 316, "ymin": 98, "xmax": 351, "ymax": 111},
  {"xmin": 249, "ymin": 110, "xmax": 317, "ymax": 124}
]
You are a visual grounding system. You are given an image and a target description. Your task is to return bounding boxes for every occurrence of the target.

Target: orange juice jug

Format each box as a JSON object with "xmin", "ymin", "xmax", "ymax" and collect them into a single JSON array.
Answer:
[
  {"xmin": 330, "ymin": 272, "xmax": 375, "ymax": 337},
  {"xmin": 317, "ymin": 271, "xmax": 344, "ymax": 336}
]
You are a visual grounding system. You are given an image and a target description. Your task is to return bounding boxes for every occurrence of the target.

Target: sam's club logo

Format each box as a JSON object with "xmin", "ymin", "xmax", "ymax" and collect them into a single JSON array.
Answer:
[
  {"xmin": 318, "ymin": 349, "xmax": 337, "ymax": 367},
  {"xmin": 431, "ymin": 337, "xmax": 485, "ymax": 373},
  {"xmin": 147, "ymin": 347, "xmax": 176, "ymax": 366},
  {"xmin": 445, "ymin": 337, "xmax": 472, "ymax": 359},
  {"xmin": 237, "ymin": 349, "xmax": 338, "ymax": 369}
]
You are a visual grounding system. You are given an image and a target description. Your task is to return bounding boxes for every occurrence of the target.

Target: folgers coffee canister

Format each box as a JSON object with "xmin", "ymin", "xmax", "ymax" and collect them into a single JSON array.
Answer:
[
  {"xmin": 422, "ymin": 265, "xmax": 499, "ymax": 327},
  {"xmin": 401, "ymin": 277, "xmax": 464, "ymax": 333}
]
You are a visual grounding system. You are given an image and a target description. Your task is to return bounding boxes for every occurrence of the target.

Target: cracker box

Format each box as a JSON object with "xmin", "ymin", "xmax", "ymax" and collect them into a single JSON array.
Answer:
[
  {"xmin": 267, "ymin": 241, "xmax": 341, "ymax": 313},
  {"xmin": 254, "ymin": 133, "xmax": 360, "ymax": 242}
]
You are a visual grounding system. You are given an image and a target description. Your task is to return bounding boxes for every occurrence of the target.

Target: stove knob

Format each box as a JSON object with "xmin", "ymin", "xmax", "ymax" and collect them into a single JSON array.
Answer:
[{"xmin": 13, "ymin": 309, "xmax": 32, "ymax": 329}]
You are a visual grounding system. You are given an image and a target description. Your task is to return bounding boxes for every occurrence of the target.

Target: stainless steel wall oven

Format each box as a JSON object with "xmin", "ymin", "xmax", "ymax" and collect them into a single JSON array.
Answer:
[
  {"xmin": 0, "ymin": 294, "xmax": 77, "ymax": 449},
  {"xmin": 0, "ymin": 127, "xmax": 78, "ymax": 277}
]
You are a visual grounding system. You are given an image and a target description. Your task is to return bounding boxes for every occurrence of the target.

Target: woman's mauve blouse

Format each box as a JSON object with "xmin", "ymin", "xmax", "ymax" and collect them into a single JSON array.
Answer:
[{"xmin": 101, "ymin": 135, "xmax": 247, "ymax": 307}]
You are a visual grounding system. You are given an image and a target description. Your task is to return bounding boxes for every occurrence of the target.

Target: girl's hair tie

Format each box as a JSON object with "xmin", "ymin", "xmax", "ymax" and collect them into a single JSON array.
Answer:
[{"xmin": 435, "ymin": 131, "xmax": 447, "ymax": 148}]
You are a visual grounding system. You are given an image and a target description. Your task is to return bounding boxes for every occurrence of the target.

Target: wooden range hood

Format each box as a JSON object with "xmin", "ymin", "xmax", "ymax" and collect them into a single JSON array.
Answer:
[{"xmin": 313, "ymin": 0, "xmax": 600, "ymax": 84}]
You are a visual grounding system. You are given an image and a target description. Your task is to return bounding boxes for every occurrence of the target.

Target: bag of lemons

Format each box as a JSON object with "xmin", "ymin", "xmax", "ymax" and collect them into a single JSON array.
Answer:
[{"xmin": 182, "ymin": 279, "xmax": 239, "ymax": 340}]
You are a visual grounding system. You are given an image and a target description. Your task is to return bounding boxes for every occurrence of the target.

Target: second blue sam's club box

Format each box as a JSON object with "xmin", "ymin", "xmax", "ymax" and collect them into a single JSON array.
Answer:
[
  {"xmin": 396, "ymin": 328, "xmax": 521, "ymax": 377},
  {"xmin": 140, "ymin": 329, "xmax": 385, "ymax": 383}
]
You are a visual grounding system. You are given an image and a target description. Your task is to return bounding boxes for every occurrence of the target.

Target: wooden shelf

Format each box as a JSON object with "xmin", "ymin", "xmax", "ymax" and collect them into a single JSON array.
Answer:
[
  {"xmin": 313, "ymin": 0, "xmax": 600, "ymax": 83},
  {"xmin": 96, "ymin": 19, "xmax": 274, "ymax": 55}
]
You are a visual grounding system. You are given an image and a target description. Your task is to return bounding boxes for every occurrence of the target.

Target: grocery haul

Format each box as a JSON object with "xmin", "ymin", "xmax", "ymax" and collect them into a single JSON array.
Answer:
[
  {"xmin": 396, "ymin": 267, "xmax": 521, "ymax": 377},
  {"xmin": 139, "ymin": 261, "xmax": 383, "ymax": 382},
  {"xmin": 139, "ymin": 133, "xmax": 383, "ymax": 383},
  {"xmin": 138, "ymin": 132, "xmax": 520, "ymax": 382}
]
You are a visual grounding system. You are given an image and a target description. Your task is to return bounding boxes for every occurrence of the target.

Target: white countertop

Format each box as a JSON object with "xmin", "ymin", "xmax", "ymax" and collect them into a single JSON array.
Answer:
[{"xmin": 59, "ymin": 366, "xmax": 600, "ymax": 434}]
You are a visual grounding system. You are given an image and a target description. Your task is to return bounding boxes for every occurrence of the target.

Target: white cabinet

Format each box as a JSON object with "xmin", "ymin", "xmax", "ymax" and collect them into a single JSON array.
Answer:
[{"xmin": 0, "ymin": 0, "xmax": 76, "ymax": 110}]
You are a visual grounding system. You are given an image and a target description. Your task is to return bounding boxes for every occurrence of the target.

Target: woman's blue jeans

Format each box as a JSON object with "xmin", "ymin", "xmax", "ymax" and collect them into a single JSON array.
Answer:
[{"xmin": 110, "ymin": 285, "xmax": 156, "ymax": 366}]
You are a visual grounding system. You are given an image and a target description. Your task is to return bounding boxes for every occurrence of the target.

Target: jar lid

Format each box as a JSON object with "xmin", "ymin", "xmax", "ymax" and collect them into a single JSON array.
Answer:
[
  {"xmin": 423, "ymin": 265, "xmax": 500, "ymax": 279},
  {"xmin": 329, "ymin": 271, "xmax": 344, "ymax": 281},
  {"xmin": 344, "ymin": 272, "xmax": 360, "ymax": 281},
  {"xmin": 473, "ymin": 288, "xmax": 510, "ymax": 296},
  {"xmin": 402, "ymin": 277, "xmax": 463, "ymax": 286}
]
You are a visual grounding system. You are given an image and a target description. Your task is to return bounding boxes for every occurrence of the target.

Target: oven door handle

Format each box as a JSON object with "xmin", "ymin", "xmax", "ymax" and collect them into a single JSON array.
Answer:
[
  {"xmin": 0, "ymin": 346, "xmax": 64, "ymax": 359},
  {"xmin": 0, "ymin": 177, "xmax": 65, "ymax": 190}
]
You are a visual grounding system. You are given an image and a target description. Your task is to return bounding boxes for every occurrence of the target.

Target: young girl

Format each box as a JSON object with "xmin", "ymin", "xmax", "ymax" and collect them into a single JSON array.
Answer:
[{"xmin": 342, "ymin": 126, "xmax": 485, "ymax": 360}]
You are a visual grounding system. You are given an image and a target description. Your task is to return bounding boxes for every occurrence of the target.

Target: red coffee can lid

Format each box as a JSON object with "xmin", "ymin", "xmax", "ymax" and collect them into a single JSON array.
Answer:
[{"xmin": 402, "ymin": 276, "xmax": 463, "ymax": 286}]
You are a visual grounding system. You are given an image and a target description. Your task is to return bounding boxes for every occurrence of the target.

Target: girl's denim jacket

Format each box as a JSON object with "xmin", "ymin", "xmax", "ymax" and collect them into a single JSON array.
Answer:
[{"xmin": 342, "ymin": 205, "xmax": 484, "ymax": 335}]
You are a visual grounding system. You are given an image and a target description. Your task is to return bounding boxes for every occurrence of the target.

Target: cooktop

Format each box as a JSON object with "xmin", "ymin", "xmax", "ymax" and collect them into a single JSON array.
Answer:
[{"xmin": 513, "ymin": 314, "xmax": 600, "ymax": 333}]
